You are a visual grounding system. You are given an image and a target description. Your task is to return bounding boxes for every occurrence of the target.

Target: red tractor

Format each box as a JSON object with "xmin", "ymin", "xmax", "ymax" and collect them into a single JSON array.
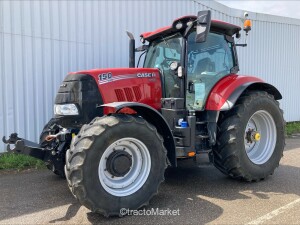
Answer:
[{"xmin": 3, "ymin": 11, "xmax": 285, "ymax": 216}]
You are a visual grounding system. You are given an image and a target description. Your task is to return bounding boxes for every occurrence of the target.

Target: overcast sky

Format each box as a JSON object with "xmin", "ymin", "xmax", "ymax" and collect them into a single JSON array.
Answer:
[{"xmin": 217, "ymin": 1, "xmax": 300, "ymax": 19}]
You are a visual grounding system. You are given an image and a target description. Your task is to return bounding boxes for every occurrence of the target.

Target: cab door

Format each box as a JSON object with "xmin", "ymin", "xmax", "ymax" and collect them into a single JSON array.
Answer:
[{"xmin": 186, "ymin": 31, "xmax": 235, "ymax": 110}]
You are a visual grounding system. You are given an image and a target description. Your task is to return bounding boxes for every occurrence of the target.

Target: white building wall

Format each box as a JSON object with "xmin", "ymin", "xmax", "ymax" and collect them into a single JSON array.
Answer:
[{"xmin": 0, "ymin": 0, "xmax": 299, "ymax": 151}]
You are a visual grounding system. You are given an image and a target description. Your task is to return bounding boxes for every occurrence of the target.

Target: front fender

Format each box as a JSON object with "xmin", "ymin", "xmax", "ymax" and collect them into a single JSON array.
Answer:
[{"xmin": 101, "ymin": 102, "xmax": 177, "ymax": 166}]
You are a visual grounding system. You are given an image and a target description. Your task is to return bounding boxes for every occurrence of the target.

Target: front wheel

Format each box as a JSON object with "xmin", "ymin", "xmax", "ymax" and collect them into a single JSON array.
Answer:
[
  {"xmin": 65, "ymin": 114, "xmax": 167, "ymax": 216},
  {"xmin": 212, "ymin": 91, "xmax": 285, "ymax": 181}
]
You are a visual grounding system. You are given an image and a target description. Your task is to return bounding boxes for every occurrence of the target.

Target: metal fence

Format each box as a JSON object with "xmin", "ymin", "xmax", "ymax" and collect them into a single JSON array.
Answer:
[{"xmin": 1, "ymin": 0, "xmax": 299, "ymax": 151}]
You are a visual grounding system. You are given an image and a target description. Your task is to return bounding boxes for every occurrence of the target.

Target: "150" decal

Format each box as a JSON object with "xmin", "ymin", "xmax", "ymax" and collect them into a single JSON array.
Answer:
[{"xmin": 98, "ymin": 72, "xmax": 156, "ymax": 84}]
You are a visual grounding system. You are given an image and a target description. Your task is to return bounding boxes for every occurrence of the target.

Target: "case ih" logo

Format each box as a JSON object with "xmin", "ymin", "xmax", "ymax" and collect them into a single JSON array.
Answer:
[{"xmin": 137, "ymin": 73, "xmax": 156, "ymax": 78}]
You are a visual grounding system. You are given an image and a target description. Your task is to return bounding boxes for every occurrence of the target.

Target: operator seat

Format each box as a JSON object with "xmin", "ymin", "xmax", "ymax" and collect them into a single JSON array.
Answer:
[{"xmin": 194, "ymin": 57, "xmax": 215, "ymax": 75}]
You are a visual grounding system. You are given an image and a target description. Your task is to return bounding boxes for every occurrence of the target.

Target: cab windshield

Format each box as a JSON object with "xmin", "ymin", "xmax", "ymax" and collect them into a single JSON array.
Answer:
[{"xmin": 144, "ymin": 33, "xmax": 183, "ymax": 98}]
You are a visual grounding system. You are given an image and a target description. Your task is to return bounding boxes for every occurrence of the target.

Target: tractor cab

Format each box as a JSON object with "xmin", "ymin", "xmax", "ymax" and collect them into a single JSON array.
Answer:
[{"xmin": 141, "ymin": 12, "xmax": 241, "ymax": 111}]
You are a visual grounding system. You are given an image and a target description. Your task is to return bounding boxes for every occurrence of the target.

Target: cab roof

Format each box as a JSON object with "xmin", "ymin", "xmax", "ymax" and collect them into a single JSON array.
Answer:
[{"xmin": 140, "ymin": 15, "xmax": 241, "ymax": 42}]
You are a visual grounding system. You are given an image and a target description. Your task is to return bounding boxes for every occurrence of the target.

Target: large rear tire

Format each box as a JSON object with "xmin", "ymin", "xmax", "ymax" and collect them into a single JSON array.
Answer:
[
  {"xmin": 212, "ymin": 91, "xmax": 285, "ymax": 181},
  {"xmin": 65, "ymin": 114, "xmax": 167, "ymax": 216}
]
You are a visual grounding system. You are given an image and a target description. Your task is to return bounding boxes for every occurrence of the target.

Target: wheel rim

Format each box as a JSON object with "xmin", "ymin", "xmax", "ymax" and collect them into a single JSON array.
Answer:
[
  {"xmin": 98, "ymin": 138, "xmax": 151, "ymax": 197},
  {"xmin": 244, "ymin": 110, "xmax": 277, "ymax": 165}
]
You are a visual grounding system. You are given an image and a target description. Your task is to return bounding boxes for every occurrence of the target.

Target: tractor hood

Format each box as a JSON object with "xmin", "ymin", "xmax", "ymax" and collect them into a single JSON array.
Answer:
[
  {"xmin": 69, "ymin": 68, "xmax": 161, "ymax": 84},
  {"xmin": 68, "ymin": 67, "xmax": 163, "ymax": 112}
]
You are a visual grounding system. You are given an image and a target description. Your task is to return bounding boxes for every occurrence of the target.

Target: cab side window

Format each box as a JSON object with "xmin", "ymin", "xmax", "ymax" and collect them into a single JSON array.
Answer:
[{"xmin": 187, "ymin": 32, "xmax": 234, "ymax": 76}]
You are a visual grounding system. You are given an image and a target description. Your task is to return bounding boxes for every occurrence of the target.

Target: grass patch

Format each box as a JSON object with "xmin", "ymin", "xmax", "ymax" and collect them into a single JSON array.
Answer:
[
  {"xmin": 286, "ymin": 121, "xmax": 300, "ymax": 136},
  {"xmin": 0, "ymin": 153, "xmax": 45, "ymax": 170}
]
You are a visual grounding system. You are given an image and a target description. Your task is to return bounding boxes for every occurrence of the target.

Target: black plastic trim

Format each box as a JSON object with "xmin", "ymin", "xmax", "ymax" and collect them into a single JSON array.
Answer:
[
  {"xmin": 204, "ymin": 110, "xmax": 219, "ymax": 146},
  {"xmin": 54, "ymin": 73, "xmax": 104, "ymax": 127}
]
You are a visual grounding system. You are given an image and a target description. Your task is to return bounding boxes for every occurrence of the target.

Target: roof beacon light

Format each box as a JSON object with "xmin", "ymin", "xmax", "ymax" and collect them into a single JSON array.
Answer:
[{"xmin": 243, "ymin": 19, "xmax": 252, "ymax": 34}]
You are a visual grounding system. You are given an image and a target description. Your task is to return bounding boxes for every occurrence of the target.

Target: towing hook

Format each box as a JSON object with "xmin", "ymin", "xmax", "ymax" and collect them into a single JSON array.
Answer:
[
  {"xmin": 45, "ymin": 135, "xmax": 57, "ymax": 142},
  {"xmin": 2, "ymin": 133, "xmax": 21, "ymax": 144},
  {"xmin": 2, "ymin": 136, "xmax": 8, "ymax": 144}
]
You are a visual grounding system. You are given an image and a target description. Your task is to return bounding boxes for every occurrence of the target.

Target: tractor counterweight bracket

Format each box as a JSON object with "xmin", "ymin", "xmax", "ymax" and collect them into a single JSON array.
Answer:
[
  {"xmin": 2, "ymin": 133, "xmax": 46, "ymax": 161},
  {"xmin": 2, "ymin": 133, "xmax": 21, "ymax": 144}
]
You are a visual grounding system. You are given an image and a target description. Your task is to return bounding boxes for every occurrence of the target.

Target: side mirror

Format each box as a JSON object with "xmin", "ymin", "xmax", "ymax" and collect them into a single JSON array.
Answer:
[{"xmin": 195, "ymin": 10, "xmax": 211, "ymax": 43}]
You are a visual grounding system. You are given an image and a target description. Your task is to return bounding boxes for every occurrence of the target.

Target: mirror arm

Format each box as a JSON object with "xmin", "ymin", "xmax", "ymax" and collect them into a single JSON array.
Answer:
[{"xmin": 183, "ymin": 22, "xmax": 195, "ymax": 38}]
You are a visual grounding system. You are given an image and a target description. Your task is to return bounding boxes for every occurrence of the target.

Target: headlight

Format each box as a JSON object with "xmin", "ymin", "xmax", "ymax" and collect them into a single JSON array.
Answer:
[
  {"xmin": 54, "ymin": 104, "xmax": 79, "ymax": 115},
  {"xmin": 175, "ymin": 22, "xmax": 183, "ymax": 30}
]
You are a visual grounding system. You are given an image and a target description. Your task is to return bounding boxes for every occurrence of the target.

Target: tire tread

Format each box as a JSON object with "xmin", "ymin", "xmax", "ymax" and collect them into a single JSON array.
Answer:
[{"xmin": 65, "ymin": 114, "xmax": 167, "ymax": 216}]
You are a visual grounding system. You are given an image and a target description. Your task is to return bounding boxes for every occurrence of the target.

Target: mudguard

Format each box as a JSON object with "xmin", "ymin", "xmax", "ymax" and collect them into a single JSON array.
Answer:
[
  {"xmin": 205, "ymin": 74, "xmax": 282, "ymax": 111},
  {"xmin": 101, "ymin": 102, "xmax": 177, "ymax": 166}
]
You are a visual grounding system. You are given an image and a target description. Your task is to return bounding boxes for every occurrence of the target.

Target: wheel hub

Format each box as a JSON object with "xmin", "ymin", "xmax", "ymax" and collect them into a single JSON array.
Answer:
[
  {"xmin": 244, "ymin": 110, "xmax": 276, "ymax": 165},
  {"xmin": 245, "ymin": 129, "xmax": 261, "ymax": 143},
  {"xmin": 98, "ymin": 138, "xmax": 151, "ymax": 197},
  {"xmin": 106, "ymin": 150, "xmax": 132, "ymax": 177}
]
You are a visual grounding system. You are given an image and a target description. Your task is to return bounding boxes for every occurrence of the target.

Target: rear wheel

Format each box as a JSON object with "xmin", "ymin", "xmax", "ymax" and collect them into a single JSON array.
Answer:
[
  {"xmin": 212, "ymin": 91, "xmax": 285, "ymax": 181},
  {"xmin": 65, "ymin": 114, "xmax": 167, "ymax": 216}
]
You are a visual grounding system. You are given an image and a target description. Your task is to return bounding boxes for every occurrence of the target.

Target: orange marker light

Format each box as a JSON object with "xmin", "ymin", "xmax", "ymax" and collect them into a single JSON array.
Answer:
[
  {"xmin": 188, "ymin": 152, "xmax": 196, "ymax": 157},
  {"xmin": 244, "ymin": 19, "xmax": 252, "ymax": 28},
  {"xmin": 244, "ymin": 19, "xmax": 252, "ymax": 33}
]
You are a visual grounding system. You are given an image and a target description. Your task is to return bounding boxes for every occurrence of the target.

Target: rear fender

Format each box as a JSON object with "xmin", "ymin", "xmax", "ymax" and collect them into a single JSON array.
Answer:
[
  {"xmin": 101, "ymin": 102, "xmax": 177, "ymax": 166},
  {"xmin": 205, "ymin": 75, "xmax": 282, "ymax": 111},
  {"xmin": 220, "ymin": 83, "xmax": 282, "ymax": 111}
]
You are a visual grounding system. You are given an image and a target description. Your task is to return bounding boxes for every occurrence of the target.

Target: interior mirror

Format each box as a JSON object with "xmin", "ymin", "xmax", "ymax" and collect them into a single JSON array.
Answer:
[{"xmin": 195, "ymin": 10, "xmax": 211, "ymax": 43}]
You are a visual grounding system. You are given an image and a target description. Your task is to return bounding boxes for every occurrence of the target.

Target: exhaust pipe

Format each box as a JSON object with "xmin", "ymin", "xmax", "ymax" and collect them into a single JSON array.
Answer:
[{"xmin": 126, "ymin": 31, "xmax": 135, "ymax": 68}]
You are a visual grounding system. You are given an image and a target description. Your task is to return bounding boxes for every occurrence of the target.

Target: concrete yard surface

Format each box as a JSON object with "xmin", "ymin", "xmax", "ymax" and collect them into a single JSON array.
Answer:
[{"xmin": 0, "ymin": 138, "xmax": 300, "ymax": 224}]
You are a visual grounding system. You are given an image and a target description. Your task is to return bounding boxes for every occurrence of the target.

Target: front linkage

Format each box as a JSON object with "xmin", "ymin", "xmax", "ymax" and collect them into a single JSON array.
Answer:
[{"xmin": 2, "ymin": 124, "xmax": 76, "ymax": 176}]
